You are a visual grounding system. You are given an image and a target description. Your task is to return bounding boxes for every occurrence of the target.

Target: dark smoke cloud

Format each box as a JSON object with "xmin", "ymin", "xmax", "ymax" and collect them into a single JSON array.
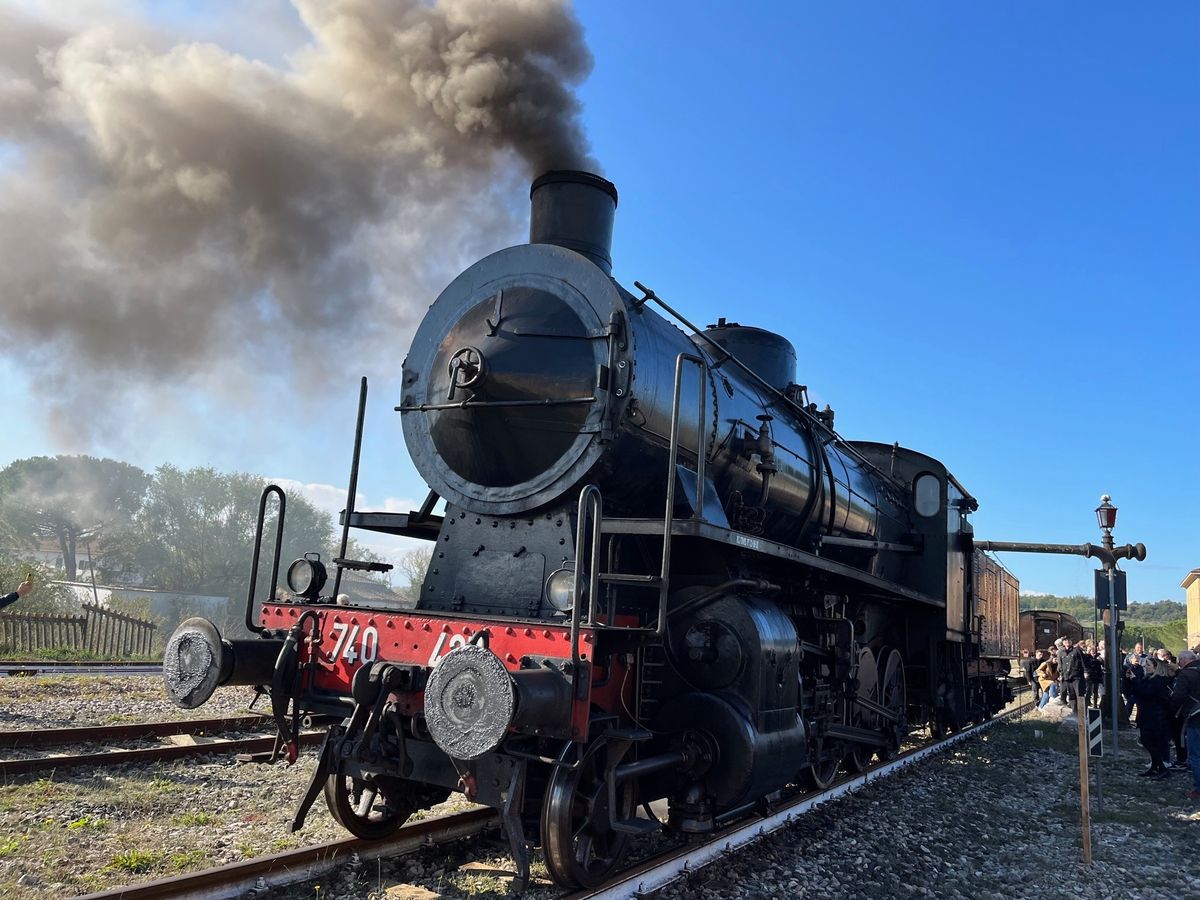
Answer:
[{"xmin": 0, "ymin": 0, "xmax": 593, "ymax": 449}]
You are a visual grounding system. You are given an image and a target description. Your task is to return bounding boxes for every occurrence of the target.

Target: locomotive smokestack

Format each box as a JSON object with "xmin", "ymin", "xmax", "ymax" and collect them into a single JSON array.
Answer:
[{"xmin": 530, "ymin": 171, "xmax": 618, "ymax": 273}]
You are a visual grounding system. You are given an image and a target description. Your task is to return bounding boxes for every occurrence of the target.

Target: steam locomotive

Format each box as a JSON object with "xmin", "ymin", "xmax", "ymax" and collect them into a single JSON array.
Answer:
[{"xmin": 163, "ymin": 171, "xmax": 1019, "ymax": 890}]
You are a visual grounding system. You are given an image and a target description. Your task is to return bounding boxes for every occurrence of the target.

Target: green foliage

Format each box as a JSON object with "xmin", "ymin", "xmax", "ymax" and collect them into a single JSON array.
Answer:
[
  {"xmin": 393, "ymin": 545, "xmax": 432, "ymax": 606},
  {"xmin": 168, "ymin": 848, "xmax": 208, "ymax": 870},
  {"xmin": 104, "ymin": 591, "xmax": 154, "ymax": 621},
  {"xmin": 1122, "ymin": 598, "xmax": 1188, "ymax": 624},
  {"xmin": 0, "ymin": 559, "xmax": 76, "ymax": 614},
  {"xmin": 0, "ymin": 454, "xmax": 407, "ymax": 639},
  {"xmin": 331, "ymin": 536, "xmax": 392, "ymax": 586},
  {"xmin": 1123, "ymin": 620, "xmax": 1189, "ymax": 654},
  {"xmin": 171, "ymin": 811, "xmax": 216, "ymax": 826},
  {"xmin": 1020, "ymin": 592, "xmax": 1185, "ymax": 623},
  {"xmin": 0, "ymin": 456, "xmax": 150, "ymax": 580},
  {"xmin": 103, "ymin": 464, "xmax": 334, "ymax": 637},
  {"xmin": 1020, "ymin": 592, "xmax": 1190, "ymax": 653},
  {"xmin": 66, "ymin": 815, "xmax": 108, "ymax": 831},
  {"xmin": 105, "ymin": 848, "xmax": 164, "ymax": 874}
]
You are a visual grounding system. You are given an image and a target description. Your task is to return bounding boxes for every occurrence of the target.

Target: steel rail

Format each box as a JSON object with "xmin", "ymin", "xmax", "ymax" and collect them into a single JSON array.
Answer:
[
  {"xmin": 0, "ymin": 731, "xmax": 324, "ymax": 778},
  {"xmin": 574, "ymin": 700, "xmax": 1034, "ymax": 900},
  {"xmin": 0, "ymin": 662, "xmax": 161, "ymax": 677},
  {"xmin": 74, "ymin": 807, "xmax": 498, "ymax": 900},
  {"xmin": 0, "ymin": 714, "xmax": 274, "ymax": 749}
]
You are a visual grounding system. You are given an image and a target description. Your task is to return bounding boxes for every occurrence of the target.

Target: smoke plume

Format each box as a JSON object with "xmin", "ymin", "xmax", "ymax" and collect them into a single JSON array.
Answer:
[{"xmin": 0, "ymin": 0, "xmax": 594, "ymax": 448}]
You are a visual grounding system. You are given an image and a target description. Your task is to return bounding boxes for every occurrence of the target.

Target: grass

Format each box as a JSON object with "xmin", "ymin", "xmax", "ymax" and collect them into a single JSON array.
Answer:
[
  {"xmin": 105, "ymin": 848, "xmax": 165, "ymax": 875},
  {"xmin": 0, "ymin": 648, "xmax": 158, "ymax": 663},
  {"xmin": 171, "ymin": 811, "xmax": 216, "ymax": 827},
  {"xmin": 0, "ymin": 836, "xmax": 23, "ymax": 856},
  {"xmin": 102, "ymin": 712, "xmax": 143, "ymax": 724},
  {"xmin": 168, "ymin": 849, "xmax": 209, "ymax": 870},
  {"xmin": 149, "ymin": 776, "xmax": 179, "ymax": 794},
  {"xmin": 66, "ymin": 815, "xmax": 109, "ymax": 831}
]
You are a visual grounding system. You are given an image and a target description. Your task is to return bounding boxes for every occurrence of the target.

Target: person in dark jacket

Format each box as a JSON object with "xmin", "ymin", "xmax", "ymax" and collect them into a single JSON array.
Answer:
[
  {"xmin": 1170, "ymin": 650, "xmax": 1200, "ymax": 799},
  {"xmin": 0, "ymin": 578, "xmax": 32, "ymax": 613},
  {"xmin": 1059, "ymin": 638, "xmax": 1085, "ymax": 710},
  {"xmin": 1019, "ymin": 650, "xmax": 1040, "ymax": 703},
  {"xmin": 1082, "ymin": 644, "xmax": 1104, "ymax": 708},
  {"xmin": 1123, "ymin": 651, "xmax": 1144, "ymax": 721},
  {"xmin": 1133, "ymin": 657, "xmax": 1173, "ymax": 779}
]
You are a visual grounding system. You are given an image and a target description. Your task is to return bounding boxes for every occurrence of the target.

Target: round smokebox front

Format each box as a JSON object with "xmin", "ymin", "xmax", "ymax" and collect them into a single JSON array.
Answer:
[{"xmin": 401, "ymin": 243, "xmax": 624, "ymax": 514}]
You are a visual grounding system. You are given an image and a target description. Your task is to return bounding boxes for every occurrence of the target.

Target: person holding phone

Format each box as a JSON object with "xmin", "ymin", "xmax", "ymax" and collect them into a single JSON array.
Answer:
[{"xmin": 0, "ymin": 576, "xmax": 33, "ymax": 612}]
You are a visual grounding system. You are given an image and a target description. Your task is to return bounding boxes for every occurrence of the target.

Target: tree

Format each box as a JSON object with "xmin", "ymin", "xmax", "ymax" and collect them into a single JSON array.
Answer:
[
  {"xmin": 326, "ymin": 536, "xmax": 393, "ymax": 587},
  {"xmin": 0, "ymin": 456, "xmax": 150, "ymax": 580},
  {"xmin": 0, "ymin": 560, "xmax": 77, "ymax": 615},
  {"xmin": 393, "ymin": 546, "xmax": 433, "ymax": 606},
  {"xmin": 113, "ymin": 466, "xmax": 333, "ymax": 636}
]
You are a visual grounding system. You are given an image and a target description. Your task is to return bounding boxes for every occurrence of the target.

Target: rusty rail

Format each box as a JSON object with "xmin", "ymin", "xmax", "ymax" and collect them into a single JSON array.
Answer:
[
  {"xmin": 0, "ymin": 714, "xmax": 275, "ymax": 749},
  {"xmin": 0, "ymin": 731, "xmax": 323, "ymax": 778},
  {"xmin": 74, "ymin": 808, "xmax": 497, "ymax": 900}
]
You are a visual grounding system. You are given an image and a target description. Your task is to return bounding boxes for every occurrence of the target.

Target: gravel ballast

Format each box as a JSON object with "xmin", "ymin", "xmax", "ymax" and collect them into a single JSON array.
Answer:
[
  {"xmin": 1, "ymin": 680, "xmax": 1197, "ymax": 898},
  {"xmin": 661, "ymin": 703, "xmax": 1200, "ymax": 900}
]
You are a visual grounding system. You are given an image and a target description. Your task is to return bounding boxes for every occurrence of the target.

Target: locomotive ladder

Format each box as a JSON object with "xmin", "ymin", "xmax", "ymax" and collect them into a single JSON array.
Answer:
[{"xmin": 569, "ymin": 353, "xmax": 709, "ymax": 659}]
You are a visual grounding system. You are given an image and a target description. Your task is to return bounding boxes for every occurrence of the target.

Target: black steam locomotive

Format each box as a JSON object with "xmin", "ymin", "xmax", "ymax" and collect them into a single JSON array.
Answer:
[{"xmin": 164, "ymin": 171, "xmax": 1019, "ymax": 890}]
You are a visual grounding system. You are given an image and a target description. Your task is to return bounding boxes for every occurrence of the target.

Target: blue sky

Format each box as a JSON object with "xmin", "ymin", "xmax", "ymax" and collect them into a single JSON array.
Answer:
[{"xmin": 1, "ymin": 2, "xmax": 1196, "ymax": 602}]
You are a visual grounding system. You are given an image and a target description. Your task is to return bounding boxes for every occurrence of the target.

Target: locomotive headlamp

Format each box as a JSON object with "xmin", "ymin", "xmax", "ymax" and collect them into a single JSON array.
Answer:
[
  {"xmin": 1095, "ymin": 495, "xmax": 1117, "ymax": 532},
  {"xmin": 545, "ymin": 567, "xmax": 576, "ymax": 613},
  {"xmin": 286, "ymin": 553, "xmax": 327, "ymax": 600}
]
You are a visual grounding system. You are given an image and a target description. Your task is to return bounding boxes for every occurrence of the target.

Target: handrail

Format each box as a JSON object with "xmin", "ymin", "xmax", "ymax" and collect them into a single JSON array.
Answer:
[
  {"xmin": 658, "ymin": 352, "xmax": 709, "ymax": 634},
  {"xmin": 246, "ymin": 484, "xmax": 286, "ymax": 635},
  {"xmin": 632, "ymin": 281, "xmax": 905, "ymax": 491},
  {"xmin": 571, "ymin": 485, "xmax": 603, "ymax": 675},
  {"xmin": 333, "ymin": 377, "xmax": 368, "ymax": 601}
]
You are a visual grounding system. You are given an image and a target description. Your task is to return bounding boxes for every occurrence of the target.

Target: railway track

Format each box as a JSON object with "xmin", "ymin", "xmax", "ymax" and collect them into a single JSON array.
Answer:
[
  {"xmin": 0, "ymin": 714, "xmax": 274, "ymax": 749},
  {"xmin": 0, "ymin": 716, "xmax": 323, "ymax": 778},
  {"xmin": 0, "ymin": 660, "xmax": 161, "ymax": 677},
  {"xmin": 2, "ymin": 696, "xmax": 1032, "ymax": 900},
  {"xmin": 574, "ymin": 699, "xmax": 1035, "ymax": 899},
  {"xmin": 74, "ymin": 807, "xmax": 498, "ymax": 900}
]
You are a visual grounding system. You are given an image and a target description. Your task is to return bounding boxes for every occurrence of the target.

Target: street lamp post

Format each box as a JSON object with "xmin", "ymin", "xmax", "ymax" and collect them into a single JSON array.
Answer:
[{"xmin": 1094, "ymin": 495, "xmax": 1124, "ymax": 759}]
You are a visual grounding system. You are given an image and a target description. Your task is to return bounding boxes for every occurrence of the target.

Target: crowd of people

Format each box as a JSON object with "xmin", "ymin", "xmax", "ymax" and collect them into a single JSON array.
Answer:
[{"xmin": 1018, "ymin": 638, "xmax": 1200, "ymax": 802}]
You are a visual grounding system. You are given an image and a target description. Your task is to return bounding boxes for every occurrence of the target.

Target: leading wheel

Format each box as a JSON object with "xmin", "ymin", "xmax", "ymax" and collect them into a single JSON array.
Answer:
[
  {"xmin": 803, "ymin": 749, "xmax": 841, "ymax": 790},
  {"xmin": 541, "ymin": 741, "xmax": 636, "ymax": 889},
  {"xmin": 324, "ymin": 773, "xmax": 414, "ymax": 840}
]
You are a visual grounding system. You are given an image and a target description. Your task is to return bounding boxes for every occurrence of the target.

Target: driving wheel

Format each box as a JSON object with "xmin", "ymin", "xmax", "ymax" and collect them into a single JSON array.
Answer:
[
  {"xmin": 844, "ymin": 647, "xmax": 879, "ymax": 772},
  {"xmin": 877, "ymin": 648, "xmax": 907, "ymax": 760}
]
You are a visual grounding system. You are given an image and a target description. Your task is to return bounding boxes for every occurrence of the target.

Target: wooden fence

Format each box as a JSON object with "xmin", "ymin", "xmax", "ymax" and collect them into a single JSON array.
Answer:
[{"xmin": 0, "ymin": 602, "xmax": 157, "ymax": 657}]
